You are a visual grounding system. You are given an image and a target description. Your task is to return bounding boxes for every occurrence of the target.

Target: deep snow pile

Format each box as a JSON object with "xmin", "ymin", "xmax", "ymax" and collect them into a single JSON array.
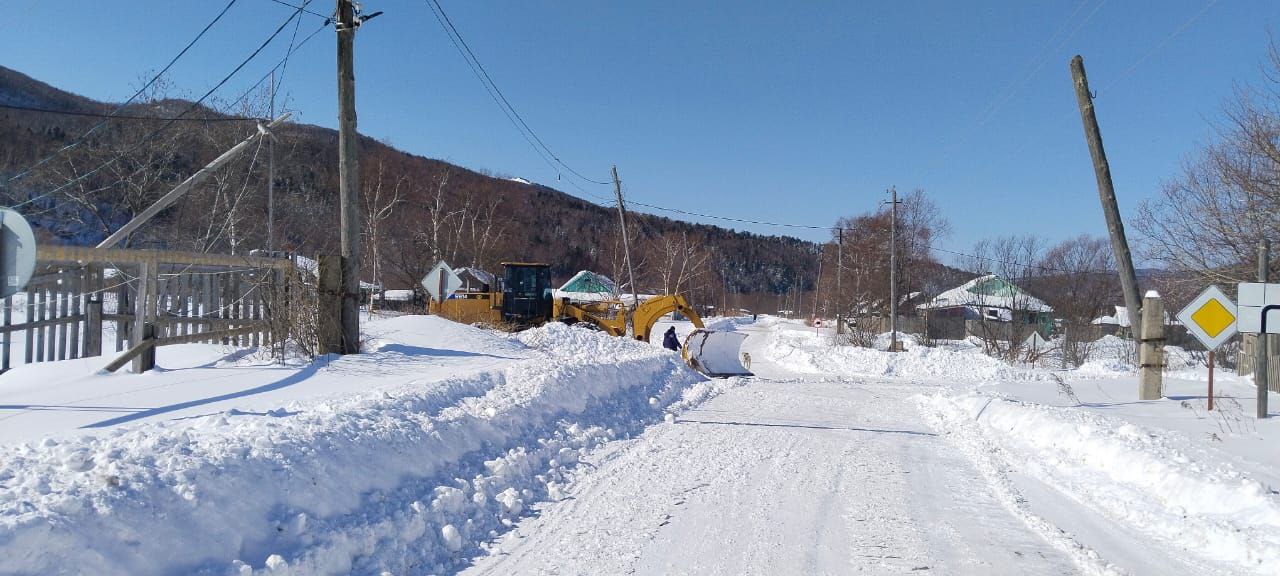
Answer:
[
  {"xmin": 920, "ymin": 393, "xmax": 1280, "ymax": 574},
  {"xmin": 1075, "ymin": 334, "xmax": 1198, "ymax": 377},
  {"xmin": 760, "ymin": 318, "xmax": 1280, "ymax": 574},
  {"xmin": 0, "ymin": 322, "xmax": 720, "ymax": 575},
  {"xmin": 762, "ymin": 323, "xmax": 1046, "ymax": 383}
]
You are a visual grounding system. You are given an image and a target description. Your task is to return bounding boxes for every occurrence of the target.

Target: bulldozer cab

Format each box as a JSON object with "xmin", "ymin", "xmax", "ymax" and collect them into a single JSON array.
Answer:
[{"xmin": 500, "ymin": 262, "xmax": 553, "ymax": 326}]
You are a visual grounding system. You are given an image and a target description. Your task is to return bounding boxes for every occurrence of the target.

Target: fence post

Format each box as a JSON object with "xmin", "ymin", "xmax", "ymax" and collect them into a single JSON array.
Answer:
[
  {"xmin": 318, "ymin": 254, "xmax": 343, "ymax": 355},
  {"xmin": 133, "ymin": 322, "xmax": 156, "ymax": 373},
  {"xmin": 85, "ymin": 299, "xmax": 103, "ymax": 357},
  {"xmin": 132, "ymin": 260, "xmax": 154, "ymax": 370},
  {"xmin": 1139, "ymin": 291, "xmax": 1164, "ymax": 400}
]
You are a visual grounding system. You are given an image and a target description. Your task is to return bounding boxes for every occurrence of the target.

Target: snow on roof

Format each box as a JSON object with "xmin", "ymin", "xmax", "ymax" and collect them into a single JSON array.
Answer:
[
  {"xmin": 1092, "ymin": 305, "xmax": 1172, "ymax": 327},
  {"xmin": 289, "ymin": 254, "xmax": 380, "ymax": 290},
  {"xmin": 507, "ymin": 177, "xmax": 532, "ymax": 185},
  {"xmin": 381, "ymin": 289, "xmax": 415, "ymax": 301},
  {"xmin": 917, "ymin": 274, "xmax": 1052, "ymax": 313},
  {"xmin": 455, "ymin": 267, "xmax": 495, "ymax": 286},
  {"xmin": 558, "ymin": 270, "xmax": 618, "ymax": 295}
]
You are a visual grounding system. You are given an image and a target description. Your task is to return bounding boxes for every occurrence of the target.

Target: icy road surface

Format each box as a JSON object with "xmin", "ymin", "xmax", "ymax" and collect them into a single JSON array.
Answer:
[{"xmin": 466, "ymin": 322, "xmax": 1077, "ymax": 575}]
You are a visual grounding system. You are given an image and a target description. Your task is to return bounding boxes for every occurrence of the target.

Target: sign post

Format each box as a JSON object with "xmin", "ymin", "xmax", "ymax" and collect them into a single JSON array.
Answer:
[{"xmin": 1175, "ymin": 285, "xmax": 1238, "ymax": 411}]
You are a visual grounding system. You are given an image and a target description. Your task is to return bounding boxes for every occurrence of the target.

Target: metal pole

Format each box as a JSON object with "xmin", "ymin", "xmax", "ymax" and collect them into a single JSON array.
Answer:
[
  {"xmin": 1258, "ymin": 239, "xmax": 1270, "ymax": 419},
  {"xmin": 336, "ymin": 0, "xmax": 362, "ymax": 354},
  {"xmin": 1070, "ymin": 55, "xmax": 1143, "ymax": 341},
  {"xmin": 612, "ymin": 165, "xmax": 640, "ymax": 336},
  {"xmin": 1208, "ymin": 350, "xmax": 1215, "ymax": 411}
]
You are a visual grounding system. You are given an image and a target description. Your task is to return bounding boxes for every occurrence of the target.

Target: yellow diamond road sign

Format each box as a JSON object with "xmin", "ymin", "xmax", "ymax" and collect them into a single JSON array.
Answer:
[{"xmin": 1176, "ymin": 285, "xmax": 1237, "ymax": 351}]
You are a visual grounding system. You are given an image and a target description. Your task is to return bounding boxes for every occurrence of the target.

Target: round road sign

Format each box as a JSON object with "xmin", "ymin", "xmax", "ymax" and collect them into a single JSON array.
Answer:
[{"xmin": 0, "ymin": 208, "xmax": 37, "ymax": 299}]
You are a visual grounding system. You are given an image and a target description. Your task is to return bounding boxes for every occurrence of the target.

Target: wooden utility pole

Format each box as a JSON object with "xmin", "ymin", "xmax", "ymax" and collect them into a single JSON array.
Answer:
[
  {"xmin": 1258, "ymin": 239, "xmax": 1270, "ymax": 419},
  {"xmin": 97, "ymin": 114, "xmax": 290, "ymax": 249},
  {"xmin": 836, "ymin": 228, "xmax": 844, "ymax": 336},
  {"xmin": 268, "ymin": 71, "xmax": 276, "ymax": 252},
  {"xmin": 336, "ymin": 0, "xmax": 361, "ymax": 354},
  {"xmin": 886, "ymin": 187, "xmax": 902, "ymax": 352},
  {"xmin": 612, "ymin": 165, "xmax": 640, "ymax": 335},
  {"xmin": 1070, "ymin": 55, "xmax": 1143, "ymax": 342}
]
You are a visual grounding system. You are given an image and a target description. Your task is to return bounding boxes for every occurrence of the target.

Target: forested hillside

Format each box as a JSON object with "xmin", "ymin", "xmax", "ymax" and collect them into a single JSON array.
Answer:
[{"xmin": 0, "ymin": 65, "xmax": 817, "ymax": 304}]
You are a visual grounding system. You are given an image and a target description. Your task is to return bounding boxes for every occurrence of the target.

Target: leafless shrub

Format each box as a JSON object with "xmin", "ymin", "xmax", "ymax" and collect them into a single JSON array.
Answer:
[{"xmin": 1051, "ymin": 373, "xmax": 1081, "ymax": 406}]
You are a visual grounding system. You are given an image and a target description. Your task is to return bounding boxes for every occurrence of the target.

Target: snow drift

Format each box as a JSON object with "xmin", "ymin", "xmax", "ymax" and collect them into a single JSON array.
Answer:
[{"xmin": 0, "ymin": 322, "xmax": 716, "ymax": 575}]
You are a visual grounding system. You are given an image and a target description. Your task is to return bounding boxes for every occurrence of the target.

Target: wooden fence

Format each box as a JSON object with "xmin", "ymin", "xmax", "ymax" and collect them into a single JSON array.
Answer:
[{"xmin": 0, "ymin": 246, "xmax": 293, "ymax": 374}]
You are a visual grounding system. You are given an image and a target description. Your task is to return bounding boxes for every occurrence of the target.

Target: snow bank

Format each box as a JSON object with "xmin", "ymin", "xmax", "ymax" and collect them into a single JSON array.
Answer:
[
  {"xmin": 1075, "ymin": 335, "xmax": 1198, "ymax": 377},
  {"xmin": 921, "ymin": 392, "xmax": 1280, "ymax": 575},
  {"xmin": 764, "ymin": 327, "xmax": 1045, "ymax": 383},
  {"xmin": 0, "ymin": 323, "xmax": 711, "ymax": 575}
]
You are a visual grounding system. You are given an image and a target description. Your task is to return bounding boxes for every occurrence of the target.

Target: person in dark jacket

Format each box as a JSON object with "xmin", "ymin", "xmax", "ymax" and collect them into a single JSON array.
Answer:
[{"xmin": 662, "ymin": 326, "xmax": 680, "ymax": 351}]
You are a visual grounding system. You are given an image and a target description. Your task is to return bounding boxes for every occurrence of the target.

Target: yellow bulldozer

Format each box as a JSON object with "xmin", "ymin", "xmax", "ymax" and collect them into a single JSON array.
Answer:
[{"xmin": 428, "ymin": 262, "xmax": 751, "ymax": 376}]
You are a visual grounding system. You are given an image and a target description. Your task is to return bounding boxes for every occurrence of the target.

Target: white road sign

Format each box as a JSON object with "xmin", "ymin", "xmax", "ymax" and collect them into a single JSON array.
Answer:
[
  {"xmin": 422, "ymin": 261, "xmax": 463, "ymax": 303},
  {"xmin": 1236, "ymin": 282, "xmax": 1280, "ymax": 335},
  {"xmin": 1175, "ymin": 285, "xmax": 1237, "ymax": 350}
]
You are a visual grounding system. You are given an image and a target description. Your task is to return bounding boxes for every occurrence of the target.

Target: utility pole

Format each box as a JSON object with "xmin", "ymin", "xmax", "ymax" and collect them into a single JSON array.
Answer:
[
  {"xmin": 836, "ymin": 228, "xmax": 844, "ymax": 336},
  {"xmin": 268, "ymin": 70, "xmax": 276, "ymax": 253},
  {"xmin": 811, "ymin": 257, "xmax": 823, "ymax": 322},
  {"xmin": 336, "ymin": 0, "xmax": 362, "ymax": 354},
  {"xmin": 886, "ymin": 187, "xmax": 902, "ymax": 352},
  {"xmin": 1258, "ymin": 239, "xmax": 1271, "ymax": 419},
  {"xmin": 1070, "ymin": 55, "xmax": 1143, "ymax": 342},
  {"xmin": 612, "ymin": 165, "xmax": 640, "ymax": 335}
]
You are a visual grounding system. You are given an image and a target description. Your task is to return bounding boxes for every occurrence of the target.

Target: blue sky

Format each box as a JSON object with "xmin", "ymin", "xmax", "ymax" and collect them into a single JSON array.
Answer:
[{"xmin": 5, "ymin": 1, "xmax": 1280, "ymax": 259}]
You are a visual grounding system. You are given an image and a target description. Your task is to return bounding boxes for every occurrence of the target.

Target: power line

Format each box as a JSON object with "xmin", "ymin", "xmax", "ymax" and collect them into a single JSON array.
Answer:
[
  {"xmin": 1099, "ymin": 0, "xmax": 1220, "ymax": 93},
  {"xmin": 421, "ymin": 0, "xmax": 563, "ymax": 182},
  {"xmin": 616, "ymin": 190, "xmax": 1115, "ymax": 276},
  {"xmin": 972, "ymin": 0, "xmax": 1109, "ymax": 129},
  {"xmin": 423, "ymin": 0, "xmax": 612, "ymax": 187},
  {"xmin": 264, "ymin": 0, "xmax": 331, "ymax": 20},
  {"xmin": 0, "ymin": 102, "xmax": 256, "ymax": 122},
  {"xmin": 4, "ymin": 0, "xmax": 240, "ymax": 185},
  {"xmin": 11, "ymin": 3, "xmax": 310, "ymax": 211}
]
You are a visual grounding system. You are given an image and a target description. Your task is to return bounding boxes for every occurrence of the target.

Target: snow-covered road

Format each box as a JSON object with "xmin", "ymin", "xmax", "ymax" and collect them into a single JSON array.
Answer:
[{"xmin": 465, "ymin": 324, "xmax": 1077, "ymax": 575}]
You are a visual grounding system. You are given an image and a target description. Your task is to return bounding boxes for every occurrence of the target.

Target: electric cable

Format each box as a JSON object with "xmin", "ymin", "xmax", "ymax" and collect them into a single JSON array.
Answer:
[
  {"xmin": 423, "ymin": 0, "xmax": 611, "ymax": 187},
  {"xmin": 11, "ymin": 3, "xmax": 310, "ymax": 211},
  {"xmin": 5, "ymin": 0, "xmax": 240, "ymax": 185}
]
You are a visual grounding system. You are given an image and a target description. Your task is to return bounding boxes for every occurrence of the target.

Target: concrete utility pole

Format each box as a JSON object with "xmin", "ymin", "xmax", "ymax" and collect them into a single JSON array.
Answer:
[
  {"xmin": 336, "ymin": 0, "xmax": 362, "ymax": 354},
  {"xmin": 1138, "ymin": 291, "xmax": 1164, "ymax": 400},
  {"xmin": 1258, "ymin": 239, "xmax": 1270, "ymax": 419},
  {"xmin": 886, "ymin": 187, "xmax": 902, "ymax": 352},
  {"xmin": 836, "ymin": 228, "xmax": 844, "ymax": 335},
  {"xmin": 612, "ymin": 165, "xmax": 640, "ymax": 335},
  {"xmin": 1070, "ymin": 55, "xmax": 1143, "ymax": 342}
]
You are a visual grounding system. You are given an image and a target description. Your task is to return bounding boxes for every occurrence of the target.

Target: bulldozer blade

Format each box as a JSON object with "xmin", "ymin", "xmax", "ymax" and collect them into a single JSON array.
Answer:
[{"xmin": 682, "ymin": 330, "xmax": 752, "ymax": 377}]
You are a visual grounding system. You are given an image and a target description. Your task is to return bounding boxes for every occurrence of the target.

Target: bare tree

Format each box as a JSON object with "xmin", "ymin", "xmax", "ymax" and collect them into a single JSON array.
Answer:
[
  {"xmin": 362, "ymin": 160, "xmax": 405, "ymax": 308},
  {"xmin": 963, "ymin": 235, "xmax": 1049, "ymax": 362},
  {"xmin": 1135, "ymin": 41, "xmax": 1280, "ymax": 288},
  {"xmin": 1034, "ymin": 235, "xmax": 1118, "ymax": 366}
]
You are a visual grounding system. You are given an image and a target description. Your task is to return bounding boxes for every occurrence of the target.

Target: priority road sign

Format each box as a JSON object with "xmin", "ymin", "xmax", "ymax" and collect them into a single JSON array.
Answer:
[
  {"xmin": 1175, "ymin": 285, "xmax": 1237, "ymax": 350},
  {"xmin": 422, "ymin": 261, "xmax": 463, "ymax": 303},
  {"xmin": 1236, "ymin": 282, "xmax": 1280, "ymax": 335}
]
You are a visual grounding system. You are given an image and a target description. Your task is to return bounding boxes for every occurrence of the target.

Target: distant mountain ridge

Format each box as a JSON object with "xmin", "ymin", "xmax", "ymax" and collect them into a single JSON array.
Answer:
[{"xmin": 0, "ymin": 65, "xmax": 819, "ymax": 300}]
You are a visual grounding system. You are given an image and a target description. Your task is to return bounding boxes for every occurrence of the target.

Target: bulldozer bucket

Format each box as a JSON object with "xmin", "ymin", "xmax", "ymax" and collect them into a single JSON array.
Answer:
[{"xmin": 682, "ymin": 330, "xmax": 752, "ymax": 377}]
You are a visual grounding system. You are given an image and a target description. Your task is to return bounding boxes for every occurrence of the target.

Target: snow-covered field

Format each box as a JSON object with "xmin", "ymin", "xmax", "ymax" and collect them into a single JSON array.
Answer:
[{"xmin": 0, "ymin": 313, "xmax": 1276, "ymax": 575}]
